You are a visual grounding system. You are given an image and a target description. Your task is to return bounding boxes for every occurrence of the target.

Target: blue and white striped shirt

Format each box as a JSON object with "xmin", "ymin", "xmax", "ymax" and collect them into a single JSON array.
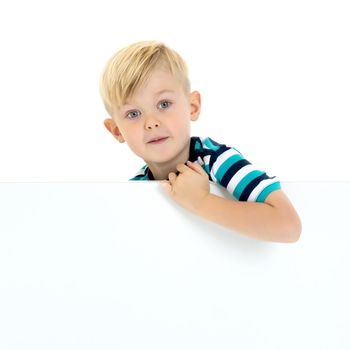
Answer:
[{"xmin": 130, "ymin": 136, "xmax": 281, "ymax": 203}]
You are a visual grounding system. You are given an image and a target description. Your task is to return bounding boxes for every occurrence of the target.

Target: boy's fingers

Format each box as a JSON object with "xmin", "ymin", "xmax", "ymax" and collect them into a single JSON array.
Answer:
[
  {"xmin": 186, "ymin": 161, "xmax": 206, "ymax": 175},
  {"xmin": 176, "ymin": 163, "xmax": 190, "ymax": 173},
  {"xmin": 168, "ymin": 172, "xmax": 177, "ymax": 184}
]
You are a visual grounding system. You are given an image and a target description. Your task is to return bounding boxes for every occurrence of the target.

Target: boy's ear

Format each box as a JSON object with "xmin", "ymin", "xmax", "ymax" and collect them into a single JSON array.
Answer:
[
  {"xmin": 190, "ymin": 91, "xmax": 201, "ymax": 121},
  {"xmin": 103, "ymin": 118, "xmax": 125, "ymax": 143}
]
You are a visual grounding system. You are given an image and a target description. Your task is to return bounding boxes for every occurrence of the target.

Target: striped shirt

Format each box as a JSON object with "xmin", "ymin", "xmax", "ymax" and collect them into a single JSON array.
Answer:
[{"xmin": 130, "ymin": 136, "xmax": 281, "ymax": 203}]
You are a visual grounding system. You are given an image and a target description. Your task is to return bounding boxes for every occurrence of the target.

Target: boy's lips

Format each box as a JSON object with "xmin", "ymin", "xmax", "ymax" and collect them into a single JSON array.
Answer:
[{"xmin": 147, "ymin": 136, "xmax": 169, "ymax": 144}]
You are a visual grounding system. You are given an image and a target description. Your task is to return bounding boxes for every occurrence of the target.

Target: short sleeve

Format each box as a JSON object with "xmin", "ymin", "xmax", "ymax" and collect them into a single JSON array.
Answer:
[{"xmin": 203, "ymin": 137, "xmax": 281, "ymax": 203}]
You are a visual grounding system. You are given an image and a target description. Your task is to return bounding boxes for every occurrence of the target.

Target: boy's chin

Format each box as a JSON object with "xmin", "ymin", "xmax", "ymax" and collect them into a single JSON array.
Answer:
[
  {"xmin": 143, "ymin": 152, "xmax": 180, "ymax": 165},
  {"xmin": 144, "ymin": 156, "xmax": 174, "ymax": 165}
]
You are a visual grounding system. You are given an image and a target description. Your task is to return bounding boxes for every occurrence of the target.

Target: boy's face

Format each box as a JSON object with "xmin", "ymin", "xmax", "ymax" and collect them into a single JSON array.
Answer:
[{"xmin": 105, "ymin": 67, "xmax": 201, "ymax": 171}]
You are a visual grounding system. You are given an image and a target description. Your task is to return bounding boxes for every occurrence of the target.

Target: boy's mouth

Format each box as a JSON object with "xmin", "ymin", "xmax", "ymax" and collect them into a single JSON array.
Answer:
[{"xmin": 148, "ymin": 137, "xmax": 169, "ymax": 144}]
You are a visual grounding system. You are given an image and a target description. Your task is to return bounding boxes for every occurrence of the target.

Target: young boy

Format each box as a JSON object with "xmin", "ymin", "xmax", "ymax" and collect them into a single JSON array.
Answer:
[{"xmin": 100, "ymin": 40, "xmax": 302, "ymax": 243}]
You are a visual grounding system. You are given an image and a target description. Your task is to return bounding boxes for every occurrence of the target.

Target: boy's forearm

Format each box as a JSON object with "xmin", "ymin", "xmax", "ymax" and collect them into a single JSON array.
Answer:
[{"xmin": 193, "ymin": 193, "xmax": 297, "ymax": 243}]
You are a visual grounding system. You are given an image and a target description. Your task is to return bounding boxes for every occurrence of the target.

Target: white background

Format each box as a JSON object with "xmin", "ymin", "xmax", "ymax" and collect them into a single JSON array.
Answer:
[
  {"xmin": 0, "ymin": 0, "xmax": 349, "ymax": 182},
  {"xmin": 0, "ymin": 182, "xmax": 349, "ymax": 349}
]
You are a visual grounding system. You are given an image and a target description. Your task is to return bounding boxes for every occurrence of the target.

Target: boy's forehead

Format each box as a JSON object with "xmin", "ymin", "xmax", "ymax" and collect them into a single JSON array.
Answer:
[
  {"xmin": 114, "ymin": 68, "xmax": 186, "ymax": 115},
  {"xmin": 124, "ymin": 68, "xmax": 182, "ymax": 102},
  {"xmin": 130, "ymin": 88, "xmax": 174, "ymax": 101}
]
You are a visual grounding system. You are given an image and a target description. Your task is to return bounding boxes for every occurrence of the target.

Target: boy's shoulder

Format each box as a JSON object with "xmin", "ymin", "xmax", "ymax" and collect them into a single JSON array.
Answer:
[{"xmin": 129, "ymin": 164, "xmax": 151, "ymax": 181}]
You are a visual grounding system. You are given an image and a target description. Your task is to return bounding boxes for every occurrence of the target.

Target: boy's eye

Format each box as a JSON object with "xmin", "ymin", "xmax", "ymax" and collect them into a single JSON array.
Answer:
[
  {"xmin": 158, "ymin": 100, "xmax": 172, "ymax": 109},
  {"xmin": 126, "ymin": 110, "xmax": 141, "ymax": 119},
  {"xmin": 125, "ymin": 100, "xmax": 172, "ymax": 119}
]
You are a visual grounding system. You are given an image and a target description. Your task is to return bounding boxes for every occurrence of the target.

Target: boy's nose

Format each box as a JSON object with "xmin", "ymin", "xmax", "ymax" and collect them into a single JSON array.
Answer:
[
  {"xmin": 146, "ymin": 123, "xmax": 159, "ymax": 129},
  {"xmin": 145, "ymin": 117, "xmax": 160, "ymax": 129}
]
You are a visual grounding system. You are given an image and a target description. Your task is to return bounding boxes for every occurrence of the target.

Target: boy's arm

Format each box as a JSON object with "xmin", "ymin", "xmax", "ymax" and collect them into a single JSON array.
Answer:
[
  {"xmin": 193, "ymin": 189, "xmax": 302, "ymax": 243},
  {"xmin": 162, "ymin": 161, "xmax": 302, "ymax": 243}
]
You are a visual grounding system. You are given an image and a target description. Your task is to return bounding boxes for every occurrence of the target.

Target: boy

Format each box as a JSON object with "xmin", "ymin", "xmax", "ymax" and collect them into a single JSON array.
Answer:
[{"xmin": 100, "ymin": 40, "xmax": 302, "ymax": 243}]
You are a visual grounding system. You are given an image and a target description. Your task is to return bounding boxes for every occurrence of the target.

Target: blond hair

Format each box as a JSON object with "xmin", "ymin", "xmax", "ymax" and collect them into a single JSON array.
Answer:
[{"xmin": 99, "ymin": 40, "xmax": 191, "ymax": 115}]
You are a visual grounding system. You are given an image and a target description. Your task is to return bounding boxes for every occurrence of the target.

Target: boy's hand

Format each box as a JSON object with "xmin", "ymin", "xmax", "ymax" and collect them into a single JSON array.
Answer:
[{"xmin": 161, "ymin": 161, "xmax": 210, "ymax": 213}]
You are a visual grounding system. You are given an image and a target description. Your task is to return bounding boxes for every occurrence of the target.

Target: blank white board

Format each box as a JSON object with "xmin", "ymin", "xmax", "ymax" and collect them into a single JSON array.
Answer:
[{"xmin": 0, "ymin": 182, "xmax": 349, "ymax": 349}]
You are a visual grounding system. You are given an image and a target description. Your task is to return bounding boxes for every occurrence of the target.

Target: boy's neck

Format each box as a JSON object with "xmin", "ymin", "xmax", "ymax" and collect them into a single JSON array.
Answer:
[{"xmin": 147, "ymin": 139, "xmax": 191, "ymax": 180}]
